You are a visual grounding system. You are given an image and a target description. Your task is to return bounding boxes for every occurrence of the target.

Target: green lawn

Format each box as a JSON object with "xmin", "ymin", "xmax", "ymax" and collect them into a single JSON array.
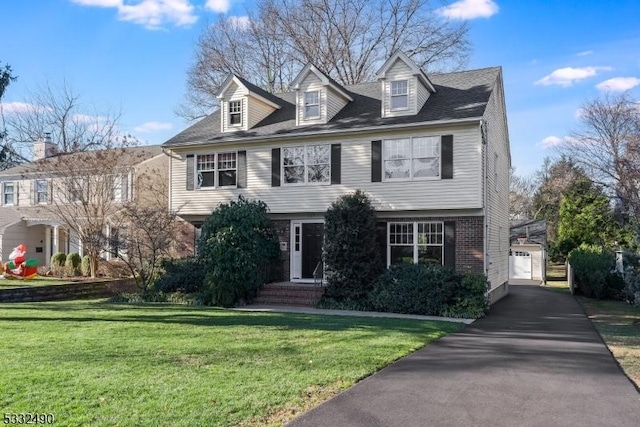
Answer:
[
  {"xmin": 0, "ymin": 301, "xmax": 462, "ymax": 426},
  {"xmin": 578, "ymin": 297, "xmax": 640, "ymax": 389},
  {"xmin": 545, "ymin": 263, "xmax": 570, "ymax": 293}
]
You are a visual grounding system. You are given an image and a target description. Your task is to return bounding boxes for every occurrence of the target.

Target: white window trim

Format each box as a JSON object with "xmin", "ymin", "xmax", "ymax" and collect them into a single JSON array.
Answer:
[
  {"xmin": 35, "ymin": 179, "xmax": 49, "ymax": 205},
  {"xmin": 382, "ymin": 136, "xmax": 441, "ymax": 182},
  {"xmin": 2, "ymin": 181, "xmax": 16, "ymax": 206},
  {"xmin": 281, "ymin": 144, "xmax": 331, "ymax": 186},
  {"xmin": 303, "ymin": 90, "xmax": 321, "ymax": 120},
  {"xmin": 390, "ymin": 80, "xmax": 409, "ymax": 111},
  {"xmin": 387, "ymin": 221, "xmax": 444, "ymax": 267},
  {"xmin": 228, "ymin": 99, "xmax": 243, "ymax": 128},
  {"xmin": 195, "ymin": 152, "xmax": 238, "ymax": 190}
]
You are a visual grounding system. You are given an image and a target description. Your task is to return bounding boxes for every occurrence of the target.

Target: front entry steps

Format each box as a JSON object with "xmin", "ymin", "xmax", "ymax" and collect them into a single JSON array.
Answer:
[{"xmin": 254, "ymin": 282, "xmax": 325, "ymax": 307}]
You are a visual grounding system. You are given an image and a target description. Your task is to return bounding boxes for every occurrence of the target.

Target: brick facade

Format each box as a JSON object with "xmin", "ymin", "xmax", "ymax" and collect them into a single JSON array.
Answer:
[
  {"xmin": 270, "ymin": 216, "xmax": 484, "ymax": 281},
  {"xmin": 271, "ymin": 219, "xmax": 291, "ymax": 281}
]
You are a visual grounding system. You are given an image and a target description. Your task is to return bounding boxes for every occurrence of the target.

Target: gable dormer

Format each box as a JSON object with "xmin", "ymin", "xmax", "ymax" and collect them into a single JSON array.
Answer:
[
  {"xmin": 291, "ymin": 64, "xmax": 353, "ymax": 126},
  {"xmin": 215, "ymin": 74, "xmax": 282, "ymax": 133},
  {"xmin": 376, "ymin": 51, "xmax": 436, "ymax": 118}
]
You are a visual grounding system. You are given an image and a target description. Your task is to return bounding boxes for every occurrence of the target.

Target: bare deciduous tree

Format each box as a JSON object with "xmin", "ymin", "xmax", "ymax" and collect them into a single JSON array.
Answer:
[
  {"xmin": 179, "ymin": 0, "xmax": 470, "ymax": 120},
  {"xmin": 5, "ymin": 81, "xmax": 136, "ymax": 158},
  {"xmin": 559, "ymin": 93, "xmax": 640, "ymax": 221},
  {"xmin": 0, "ymin": 62, "xmax": 25, "ymax": 170},
  {"xmin": 509, "ymin": 168, "xmax": 537, "ymax": 220},
  {"xmin": 112, "ymin": 173, "xmax": 192, "ymax": 291}
]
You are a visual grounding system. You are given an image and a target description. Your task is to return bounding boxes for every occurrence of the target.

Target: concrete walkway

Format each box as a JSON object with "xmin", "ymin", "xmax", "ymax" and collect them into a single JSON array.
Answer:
[{"xmin": 287, "ymin": 283, "xmax": 640, "ymax": 426}]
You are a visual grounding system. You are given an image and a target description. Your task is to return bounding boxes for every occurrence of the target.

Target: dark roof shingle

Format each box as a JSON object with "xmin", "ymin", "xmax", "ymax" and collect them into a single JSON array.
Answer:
[{"xmin": 164, "ymin": 67, "xmax": 501, "ymax": 147}]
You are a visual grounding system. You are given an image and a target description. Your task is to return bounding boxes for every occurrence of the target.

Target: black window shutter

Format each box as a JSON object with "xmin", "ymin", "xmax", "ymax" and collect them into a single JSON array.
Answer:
[
  {"xmin": 376, "ymin": 222, "xmax": 388, "ymax": 269},
  {"xmin": 371, "ymin": 140, "xmax": 382, "ymax": 182},
  {"xmin": 331, "ymin": 144, "xmax": 341, "ymax": 184},
  {"xmin": 186, "ymin": 154, "xmax": 195, "ymax": 190},
  {"xmin": 271, "ymin": 148, "xmax": 281, "ymax": 187},
  {"xmin": 441, "ymin": 135, "xmax": 453, "ymax": 179},
  {"xmin": 444, "ymin": 221, "xmax": 456, "ymax": 269},
  {"xmin": 237, "ymin": 150, "xmax": 247, "ymax": 188}
]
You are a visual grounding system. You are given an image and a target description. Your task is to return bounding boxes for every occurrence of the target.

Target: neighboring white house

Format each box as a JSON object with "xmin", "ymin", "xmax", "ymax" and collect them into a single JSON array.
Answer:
[
  {"xmin": 0, "ymin": 140, "xmax": 174, "ymax": 266},
  {"xmin": 509, "ymin": 219, "xmax": 547, "ymax": 282},
  {"xmin": 162, "ymin": 51, "xmax": 512, "ymax": 303}
]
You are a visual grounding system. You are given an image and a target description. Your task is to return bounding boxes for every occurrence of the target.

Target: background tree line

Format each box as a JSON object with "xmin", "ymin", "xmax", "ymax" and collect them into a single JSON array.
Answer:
[{"xmin": 510, "ymin": 92, "xmax": 640, "ymax": 259}]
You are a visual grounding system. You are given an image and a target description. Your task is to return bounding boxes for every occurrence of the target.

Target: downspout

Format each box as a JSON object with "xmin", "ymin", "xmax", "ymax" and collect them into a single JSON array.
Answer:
[{"xmin": 481, "ymin": 120, "xmax": 490, "ymax": 280}]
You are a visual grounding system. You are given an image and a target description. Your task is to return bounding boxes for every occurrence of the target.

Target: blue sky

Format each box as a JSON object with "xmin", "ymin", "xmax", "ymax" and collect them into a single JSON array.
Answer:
[{"xmin": 1, "ymin": 0, "xmax": 639, "ymax": 176}]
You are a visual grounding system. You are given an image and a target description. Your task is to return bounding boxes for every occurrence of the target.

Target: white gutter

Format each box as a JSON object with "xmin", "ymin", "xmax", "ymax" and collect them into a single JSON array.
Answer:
[{"xmin": 164, "ymin": 117, "xmax": 483, "ymax": 149}]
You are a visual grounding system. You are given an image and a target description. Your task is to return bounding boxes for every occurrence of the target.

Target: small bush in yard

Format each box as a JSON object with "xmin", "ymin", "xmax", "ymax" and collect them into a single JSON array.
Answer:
[
  {"xmin": 65, "ymin": 252, "xmax": 82, "ymax": 276},
  {"xmin": 81, "ymin": 255, "xmax": 91, "ymax": 277},
  {"xmin": 568, "ymin": 244, "xmax": 624, "ymax": 299},
  {"xmin": 50, "ymin": 252, "xmax": 66, "ymax": 276},
  {"xmin": 323, "ymin": 190, "xmax": 383, "ymax": 302},
  {"xmin": 442, "ymin": 273, "xmax": 490, "ymax": 318},
  {"xmin": 152, "ymin": 257, "xmax": 205, "ymax": 294},
  {"xmin": 198, "ymin": 196, "xmax": 280, "ymax": 307},
  {"xmin": 369, "ymin": 264, "xmax": 451, "ymax": 316}
]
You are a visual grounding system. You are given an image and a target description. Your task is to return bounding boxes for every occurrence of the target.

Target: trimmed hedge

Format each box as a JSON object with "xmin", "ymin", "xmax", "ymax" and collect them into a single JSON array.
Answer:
[
  {"xmin": 568, "ymin": 244, "xmax": 624, "ymax": 299},
  {"xmin": 152, "ymin": 257, "xmax": 205, "ymax": 295},
  {"xmin": 65, "ymin": 252, "xmax": 82, "ymax": 276}
]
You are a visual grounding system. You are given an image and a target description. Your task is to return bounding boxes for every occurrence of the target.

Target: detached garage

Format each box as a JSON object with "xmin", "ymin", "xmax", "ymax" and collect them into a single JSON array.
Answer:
[{"xmin": 509, "ymin": 220, "xmax": 547, "ymax": 283}]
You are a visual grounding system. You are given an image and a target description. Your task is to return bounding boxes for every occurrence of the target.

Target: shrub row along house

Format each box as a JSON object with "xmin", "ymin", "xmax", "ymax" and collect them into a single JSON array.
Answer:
[{"xmin": 162, "ymin": 52, "xmax": 511, "ymax": 303}]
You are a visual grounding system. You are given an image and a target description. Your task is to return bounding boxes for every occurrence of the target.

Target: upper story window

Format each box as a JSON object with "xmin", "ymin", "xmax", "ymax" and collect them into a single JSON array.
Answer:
[
  {"xmin": 2, "ymin": 182, "xmax": 15, "ymax": 205},
  {"xmin": 390, "ymin": 80, "xmax": 408, "ymax": 110},
  {"xmin": 283, "ymin": 144, "xmax": 330, "ymax": 185},
  {"xmin": 383, "ymin": 136, "xmax": 440, "ymax": 180},
  {"xmin": 68, "ymin": 178, "xmax": 88, "ymax": 203},
  {"xmin": 35, "ymin": 180, "xmax": 48, "ymax": 204},
  {"xmin": 388, "ymin": 221, "xmax": 443, "ymax": 266},
  {"xmin": 110, "ymin": 175, "xmax": 129, "ymax": 202},
  {"xmin": 196, "ymin": 152, "xmax": 237, "ymax": 189},
  {"xmin": 304, "ymin": 91, "xmax": 320, "ymax": 119},
  {"xmin": 229, "ymin": 100, "xmax": 242, "ymax": 126}
]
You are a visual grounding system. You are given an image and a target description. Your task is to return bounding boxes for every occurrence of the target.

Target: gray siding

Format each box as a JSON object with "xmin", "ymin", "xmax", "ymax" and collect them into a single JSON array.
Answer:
[
  {"xmin": 169, "ymin": 124, "xmax": 482, "ymax": 216},
  {"xmin": 483, "ymin": 71, "xmax": 510, "ymax": 293}
]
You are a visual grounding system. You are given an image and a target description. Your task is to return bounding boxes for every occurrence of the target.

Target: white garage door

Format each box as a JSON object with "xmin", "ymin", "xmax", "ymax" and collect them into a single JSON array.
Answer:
[{"xmin": 510, "ymin": 250, "xmax": 532, "ymax": 280}]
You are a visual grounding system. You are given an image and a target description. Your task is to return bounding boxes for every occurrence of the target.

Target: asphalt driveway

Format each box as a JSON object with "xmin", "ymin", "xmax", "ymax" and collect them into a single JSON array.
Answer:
[{"xmin": 288, "ymin": 283, "xmax": 640, "ymax": 426}]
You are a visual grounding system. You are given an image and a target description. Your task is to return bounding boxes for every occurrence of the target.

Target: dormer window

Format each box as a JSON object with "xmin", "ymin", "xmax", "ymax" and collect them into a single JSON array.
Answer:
[
  {"xmin": 304, "ymin": 91, "xmax": 320, "ymax": 119},
  {"xmin": 229, "ymin": 100, "xmax": 242, "ymax": 126},
  {"xmin": 391, "ymin": 80, "xmax": 408, "ymax": 110}
]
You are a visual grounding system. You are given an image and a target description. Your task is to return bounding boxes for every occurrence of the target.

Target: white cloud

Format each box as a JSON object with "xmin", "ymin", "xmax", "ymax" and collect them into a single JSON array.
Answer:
[
  {"xmin": 576, "ymin": 50, "xmax": 594, "ymax": 57},
  {"xmin": 228, "ymin": 15, "xmax": 249, "ymax": 29},
  {"xmin": 71, "ymin": 0, "xmax": 198, "ymax": 29},
  {"xmin": 534, "ymin": 66, "xmax": 612, "ymax": 87},
  {"xmin": 205, "ymin": 0, "xmax": 231, "ymax": 13},
  {"xmin": 539, "ymin": 135, "xmax": 564, "ymax": 149},
  {"xmin": 437, "ymin": 0, "xmax": 499, "ymax": 20},
  {"xmin": 596, "ymin": 77, "xmax": 640, "ymax": 92},
  {"xmin": 0, "ymin": 102, "xmax": 41, "ymax": 114},
  {"xmin": 134, "ymin": 121, "xmax": 173, "ymax": 133}
]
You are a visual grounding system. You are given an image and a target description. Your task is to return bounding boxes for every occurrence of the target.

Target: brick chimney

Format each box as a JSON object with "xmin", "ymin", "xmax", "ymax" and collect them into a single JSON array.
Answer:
[{"xmin": 33, "ymin": 133, "xmax": 58, "ymax": 160}]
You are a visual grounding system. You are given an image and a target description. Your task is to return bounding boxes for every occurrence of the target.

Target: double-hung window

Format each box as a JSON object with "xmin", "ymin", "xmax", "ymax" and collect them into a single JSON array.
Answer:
[
  {"xmin": 35, "ymin": 180, "xmax": 48, "ymax": 204},
  {"xmin": 2, "ymin": 182, "xmax": 15, "ymax": 205},
  {"xmin": 388, "ymin": 221, "xmax": 444, "ymax": 266},
  {"xmin": 283, "ymin": 144, "xmax": 330, "ymax": 184},
  {"xmin": 196, "ymin": 153, "xmax": 237, "ymax": 188},
  {"xmin": 304, "ymin": 91, "xmax": 320, "ymax": 119},
  {"xmin": 383, "ymin": 136, "xmax": 440, "ymax": 180},
  {"xmin": 229, "ymin": 100, "xmax": 242, "ymax": 126},
  {"xmin": 390, "ymin": 80, "xmax": 408, "ymax": 110},
  {"xmin": 68, "ymin": 178, "xmax": 87, "ymax": 203}
]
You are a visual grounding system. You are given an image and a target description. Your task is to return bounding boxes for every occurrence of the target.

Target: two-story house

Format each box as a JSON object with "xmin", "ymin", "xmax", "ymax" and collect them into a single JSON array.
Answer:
[
  {"xmin": 0, "ymin": 138, "xmax": 188, "ymax": 267},
  {"xmin": 163, "ymin": 51, "xmax": 511, "ymax": 303}
]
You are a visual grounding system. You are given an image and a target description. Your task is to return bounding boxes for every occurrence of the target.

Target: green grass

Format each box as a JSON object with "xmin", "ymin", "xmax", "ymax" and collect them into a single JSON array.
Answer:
[
  {"xmin": 545, "ymin": 263, "xmax": 570, "ymax": 293},
  {"xmin": 0, "ymin": 301, "xmax": 462, "ymax": 426},
  {"xmin": 0, "ymin": 277, "xmax": 75, "ymax": 289},
  {"xmin": 578, "ymin": 297, "xmax": 640, "ymax": 389}
]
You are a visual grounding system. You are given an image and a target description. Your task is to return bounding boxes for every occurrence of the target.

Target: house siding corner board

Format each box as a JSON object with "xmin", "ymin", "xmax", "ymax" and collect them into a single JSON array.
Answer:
[
  {"xmin": 483, "ymin": 78, "xmax": 510, "ymax": 297},
  {"xmin": 169, "ymin": 125, "xmax": 482, "ymax": 216}
]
